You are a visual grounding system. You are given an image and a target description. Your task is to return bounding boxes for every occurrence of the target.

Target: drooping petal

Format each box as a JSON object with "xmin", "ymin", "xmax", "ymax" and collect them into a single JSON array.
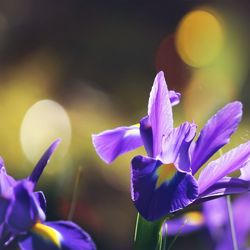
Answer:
[
  {"xmin": 191, "ymin": 102, "xmax": 242, "ymax": 174},
  {"xmin": 6, "ymin": 181, "xmax": 45, "ymax": 234},
  {"xmin": 148, "ymin": 71, "xmax": 173, "ymax": 157},
  {"xmin": 131, "ymin": 155, "xmax": 198, "ymax": 221},
  {"xmin": 198, "ymin": 177, "xmax": 250, "ymax": 201},
  {"xmin": 19, "ymin": 221, "xmax": 96, "ymax": 250},
  {"xmin": 164, "ymin": 211, "xmax": 204, "ymax": 236},
  {"xmin": 198, "ymin": 141, "xmax": 250, "ymax": 195},
  {"xmin": 29, "ymin": 139, "xmax": 61, "ymax": 185},
  {"xmin": 169, "ymin": 90, "xmax": 181, "ymax": 106},
  {"xmin": 161, "ymin": 122, "xmax": 196, "ymax": 172},
  {"xmin": 92, "ymin": 124, "xmax": 142, "ymax": 164}
]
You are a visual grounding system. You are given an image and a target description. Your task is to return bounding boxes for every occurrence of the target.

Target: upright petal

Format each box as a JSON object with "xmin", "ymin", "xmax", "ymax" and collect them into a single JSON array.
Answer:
[
  {"xmin": 161, "ymin": 122, "xmax": 196, "ymax": 172},
  {"xmin": 148, "ymin": 71, "xmax": 173, "ymax": 157},
  {"xmin": 29, "ymin": 139, "xmax": 61, "ymax": 185},
  {"xmin": 131, "ymin": 155, "xmax": 198, "ymax": 221},
  {"xmin": 19, "ymin": 221, "xmax": 96, "ymax": 250},
  {"xmin": 191, "ymin": 102, "xmax": 242, "ymax": 174},
  {"xmin": 92, "ymin": 124, "xmax": 143, "ymax": 164},
  {"xmin": 198, "ymin": 141, "xmax": 250, "ymax": 195}
]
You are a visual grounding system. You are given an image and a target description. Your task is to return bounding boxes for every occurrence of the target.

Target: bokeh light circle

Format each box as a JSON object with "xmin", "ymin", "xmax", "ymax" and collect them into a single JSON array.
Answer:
[
  {"xmin": 176, "ymin": 9, "xmax": 224, "ymax": 68},
  {"xmin": 20, "ymin": 99, "xmax": 71, "ymax": 165}
]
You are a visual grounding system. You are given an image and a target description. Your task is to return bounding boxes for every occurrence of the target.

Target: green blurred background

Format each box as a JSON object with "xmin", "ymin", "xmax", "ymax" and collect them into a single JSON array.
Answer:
[{"xmin": 0, "ymin": 1, "xmax": 249, "ymax": 249}]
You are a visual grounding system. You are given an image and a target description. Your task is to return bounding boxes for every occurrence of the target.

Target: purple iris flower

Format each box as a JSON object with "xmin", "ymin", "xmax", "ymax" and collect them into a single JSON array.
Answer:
[
  {"xmin": 0, "ymin": 140, "xmax": 96, "ymax": 250},
  {"xmin": 166, "ymin": 194, "xmax": 250, "ymax": 250},
  {"xmin": 92, "ymin": 71, "xmax": 250, "ymax": 221}
]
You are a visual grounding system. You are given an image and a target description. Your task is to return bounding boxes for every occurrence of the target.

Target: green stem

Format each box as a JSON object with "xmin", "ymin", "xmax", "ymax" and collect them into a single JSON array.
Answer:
[
  {"xmin": 134, "ymin": 213, "xmax": 165, "ymax": 250},
  {"xmin": 68, "ymin": 166, "xmax": 82, "ymax": 220},
  {"xmin": 161, "ymin": 223, "xmax": 167, "ymax": 250}
]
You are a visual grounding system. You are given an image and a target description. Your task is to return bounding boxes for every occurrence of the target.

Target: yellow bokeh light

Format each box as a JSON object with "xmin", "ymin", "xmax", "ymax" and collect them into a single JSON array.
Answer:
[
  {"xmin": 176, "ymin": 9, "xmax": 224, "ymax": 68},
  {"xmin": 20, "ymin": 100, "xmax": 71, "ymax": 167}
]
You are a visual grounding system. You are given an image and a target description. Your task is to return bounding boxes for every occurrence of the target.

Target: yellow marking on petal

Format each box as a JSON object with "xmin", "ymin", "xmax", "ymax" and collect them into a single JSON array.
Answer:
[
  {"xmin": 32, "ymin": 222, "xmax": 62, "ymax": 247},
  {"xmin": 134, "ymin": 123, "xmax": 140, "ymax": 127},
  {"xmin": 184, "ymin": 211, "xmax": 204, "ymax": 225},
  {"xmin": 156, "ymin": 163, "xmax": 176, "ymax": 188}
]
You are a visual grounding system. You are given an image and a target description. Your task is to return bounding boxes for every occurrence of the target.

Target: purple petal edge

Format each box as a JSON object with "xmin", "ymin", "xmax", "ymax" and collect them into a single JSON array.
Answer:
[
  {"xmin": 198, "ymin": 140, "xmax": 250, "ymax": 194},
  {"xmin": 191, "ymin": 102, "xmax": 242, "ymax": 174},
  {"xmin": 148, "ymin": 71, "xmax": 173, "ymax": 157},
  {"xmin": 28, "ymin": 139, "xmax": 61, "ymax": 185},
  {"xmin": 92, "ymin": 125, "xmax": 143, "ymax": 164}
]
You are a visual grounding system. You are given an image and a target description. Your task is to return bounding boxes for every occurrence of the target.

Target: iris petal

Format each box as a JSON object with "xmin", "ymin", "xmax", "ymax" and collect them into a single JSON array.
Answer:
[
  {"xmin": 198, "ymin": 141, "xmax": 250, "ymax": 194},
  {"xmin": 92, "ymin": 124, "xmax": 143, "ymax": 163},
  {"xmin": 161, "ymin": 122, "xmax": 196, "ymax": 172},
  {"xmin": 0, "ymin": 196, "xmax": 10, "ymax": 224},
  {"xmin": 239, "ymin": 161, "xmax": 250, "ymax": 180},
  {"xmin": 29, "ymin": 139, "xmax": 61, "ymax": 185},
  {"xmin": 19, "ymin": 221, "xmax": 96, "ymax": 250},
  {"xmin": 191, "ymin": 102, "xmax": 242, "ymax": 174},
  {"xmin": 131, "ymin": 155, "xmax": 198, "ymax": 221},
  {"xmin": 140, "ymin": 116, "xmax": 153, "ymax": 157},
  {"xmin": 147, "ymin": 71, "xmax": 173, "ymax": 157},
  {"xmin": 32, "ymin": 222, "xmax": 62, "ymax": 248},
  {"xmin": 198, "ymin": 177, "xmax": 250, "ymax": 200},
  {"xmin": 6, "ymin": 181, "xmax": 45, "ymax": 234}
]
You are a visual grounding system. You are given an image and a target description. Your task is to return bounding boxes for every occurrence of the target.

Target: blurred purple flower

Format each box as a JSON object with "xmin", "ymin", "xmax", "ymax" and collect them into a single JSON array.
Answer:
[
  {"xmin": 166, "ymin": 194, "xmax": 250, "ymax": 250},
  {"xmin": 92, "ymin": 71, "xmax": 250, "ymax": 221},
  {"xmin": 0, "ymin": 140, "xmax": 96, "ymax": 250}
]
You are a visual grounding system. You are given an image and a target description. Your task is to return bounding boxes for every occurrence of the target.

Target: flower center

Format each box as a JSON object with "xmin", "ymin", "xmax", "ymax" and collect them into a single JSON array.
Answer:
[
  {"xmin": 156, "ymin": 163, "xmax": 176, "ymax": 188},
  {"xmin": 32, "ymin": 222, "xmax": 62, "ymax": 247}
]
